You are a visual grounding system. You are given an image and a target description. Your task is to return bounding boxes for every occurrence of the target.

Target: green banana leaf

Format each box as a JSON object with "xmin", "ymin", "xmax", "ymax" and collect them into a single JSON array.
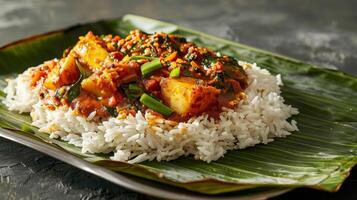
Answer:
[{"xmin": 0, "ymin": 14, "xmax": 356, "ymax": 195}]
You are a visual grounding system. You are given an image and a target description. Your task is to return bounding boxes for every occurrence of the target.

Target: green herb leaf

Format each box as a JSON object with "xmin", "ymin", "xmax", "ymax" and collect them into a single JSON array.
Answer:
[
  {"xmin": 66, "ymin": 75, "xmax": 82, "ymax": 102},
  {"xmin": 214, "ymin": 72, "xmax": 225, "ymax": 89},
  {"xmin": 105, "ymin": 106, "xmax": 118, "ymax": 117},
  {"xmin": 202, "ymin": 54, "xmax": 216, "ymax": 69},
  {"xmin": 75, "ymin": 59, "xmax": 92, "ymax": 78}
]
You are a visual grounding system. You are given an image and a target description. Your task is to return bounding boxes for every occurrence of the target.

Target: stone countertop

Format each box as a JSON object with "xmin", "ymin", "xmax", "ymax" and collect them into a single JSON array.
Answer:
[{"xmin": 0, "ymin": 0, "xmax": 356, "ymax": 199}]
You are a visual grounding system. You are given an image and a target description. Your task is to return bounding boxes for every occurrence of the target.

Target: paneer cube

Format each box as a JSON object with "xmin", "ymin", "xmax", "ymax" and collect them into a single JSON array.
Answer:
[
  {"xmin": 81, "ymin": 63, "xmax": 140, "ymax": 97},
  {"xmin": 44, "ymin": 54, "xmax": 80, "ymax": 90},
  {"xmin": 81, "ymin": 72, "xmax": 117, "ymax": 97},
  {"xmin": 160, "ymin": 77, "xmax": 220, "ymax": 116},
  {"xmin": 72, "ymin": 32, "xmax": 109, "ymax": 70},
  {"xmin": 44, "ymin": 31, "xmax": 108, "ymax": 90}
]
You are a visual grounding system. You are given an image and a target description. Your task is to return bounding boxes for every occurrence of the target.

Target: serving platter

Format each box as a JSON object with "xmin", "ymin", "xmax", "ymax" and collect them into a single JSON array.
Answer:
[{"xmin": 0, "ymin": 14, "xmax": 356, "ymax": 199}]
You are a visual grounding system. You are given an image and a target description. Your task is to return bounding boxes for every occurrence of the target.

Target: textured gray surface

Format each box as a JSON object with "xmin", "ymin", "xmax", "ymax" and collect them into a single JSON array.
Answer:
[{"xmin": 0, "ymin": 0, "xmax": 356, "ymax": 199}]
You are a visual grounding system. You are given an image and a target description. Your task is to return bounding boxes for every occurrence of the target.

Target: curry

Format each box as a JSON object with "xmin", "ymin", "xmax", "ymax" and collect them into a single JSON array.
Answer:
[{"xmin": 31, "ymin": 30, "xmax": 248, "ymax": 121}]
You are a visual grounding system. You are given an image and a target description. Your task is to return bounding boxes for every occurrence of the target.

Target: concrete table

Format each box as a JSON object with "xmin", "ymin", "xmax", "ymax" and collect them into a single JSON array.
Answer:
[{"xmin": 0, "ymin": 0, "xmax": 356, "ymax": 199}]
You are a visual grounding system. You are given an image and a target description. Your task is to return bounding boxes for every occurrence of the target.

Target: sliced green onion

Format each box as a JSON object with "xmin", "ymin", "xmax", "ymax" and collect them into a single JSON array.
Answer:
[
  {"xmin": 129, "ymin": 56, "xmax": 157, "ymax": 61},
  {"xmin": 125, "ymin": 84, "xmax": 143, "ymax": 100},
  {"xmin": 129, "ymin": 84, "xmax": 143, "ymax": 94},
  {"xmin": 139, "ymin": 93, "xmax": 173, "ymax": 116},
  {"xmin": 141, "ymin": 59, "xmax": 162, "ymax": 77},
  {"xmin": 169, "ymin": 67, "xmax": 180, "ymax": 78}
]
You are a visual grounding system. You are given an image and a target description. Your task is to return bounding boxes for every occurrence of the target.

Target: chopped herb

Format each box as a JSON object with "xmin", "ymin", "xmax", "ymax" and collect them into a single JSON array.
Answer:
[
  {"xmin": 157, "ymin": 36, "xmax": 164, "ymax": 44},
  {"xmin": 214, "ymin": 73, "xmax": 225, "ymax": 89},
  {"xmin": 112, "ymin": 42, "xmax": 119, "ymax": 49},
  {"xmin": 219, "ymin": 56, "xmax": 247, "ymax": 81},
  {"xmin": 66, "ymin": 61, "xmax": 86, "ymax": 102},
  {"xmin": 202, "ymin": 54, "xmax": 217, "ymax": 69},
  {"xmin": 125, "ymin": 84, "xmax": 144, "ymax": 100},
  {"xmin": 66, "ymin": 75, "xmax": 82, "ymax": 102},
  {"xmin": 105, "ymin": 106, "xmax": 118, "ymax": 117},
  {"xmin": 75, "ymin": 59, "xmax": 92, "ymax": 78}
]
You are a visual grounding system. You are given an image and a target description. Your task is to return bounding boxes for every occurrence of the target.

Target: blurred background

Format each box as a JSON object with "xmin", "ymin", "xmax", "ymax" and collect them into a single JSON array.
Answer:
[{"xmin": 0, "ymin": 0, "xmax": 356, "ymax": 199}]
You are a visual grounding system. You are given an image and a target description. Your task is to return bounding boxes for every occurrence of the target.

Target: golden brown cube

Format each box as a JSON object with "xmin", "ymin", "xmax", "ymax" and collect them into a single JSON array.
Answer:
[
  {"xmin": 161, "ymin": 77, "xmax": 220, "ymax": 116},
  {"xmin": 44, "ymin": 54, "xmax": 80, "ymax": 90},
  {"xmin": 72, "ymin": 32, "xmax": 109, "ymax": 70},
  {"xmin": 44, "ymin": 32, "xmax": 108, "ymax": 90}
]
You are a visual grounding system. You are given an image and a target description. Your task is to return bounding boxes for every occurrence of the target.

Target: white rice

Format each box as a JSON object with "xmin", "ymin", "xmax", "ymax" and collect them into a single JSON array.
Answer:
[{"xmin": 3, "ymin": 61, "xmax": 299, "ymax": 163}]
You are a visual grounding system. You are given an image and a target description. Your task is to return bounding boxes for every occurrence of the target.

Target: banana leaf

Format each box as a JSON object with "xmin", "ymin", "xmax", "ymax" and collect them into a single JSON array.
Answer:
[{"xmin": 0, "ymin": 14, "xmax": 356, "ymax": 195}]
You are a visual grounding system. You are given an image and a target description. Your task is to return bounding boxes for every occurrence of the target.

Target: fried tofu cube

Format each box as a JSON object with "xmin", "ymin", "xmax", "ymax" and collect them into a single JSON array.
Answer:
[
  {"xmin": 43, "ymin": 65, "xmax": 60, "ymax": 90},
  {"xmin": 44, "ymin": 31, "xmax": 108, "ymax": 90},
  {"xmin": 80, "ymin": 76, "xmax": 102, "ymax": 96},
  {"xmin": 72, "ymin": 32, "xmax": 109, "ymax": 70},
  {"xmin": 81, "ymin": 77, "xmax": 115, "ymax": 97},
  {"xmin": 160, "ymin": 77, "xmax": 220, "ymax": 116},
  {"xmin": 81, "ymin": 72, "xmax": 116, "ymax": 97},
  {"xmin": 44, "ymin": 54, "xmax": 80, "ymax": 90}
]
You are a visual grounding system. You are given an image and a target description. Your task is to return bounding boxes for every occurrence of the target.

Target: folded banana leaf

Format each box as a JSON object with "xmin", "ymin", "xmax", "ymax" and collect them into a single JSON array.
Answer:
[{"xmin": 0, "ymin": 15, "xmax": 356, "ymax": 195}]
